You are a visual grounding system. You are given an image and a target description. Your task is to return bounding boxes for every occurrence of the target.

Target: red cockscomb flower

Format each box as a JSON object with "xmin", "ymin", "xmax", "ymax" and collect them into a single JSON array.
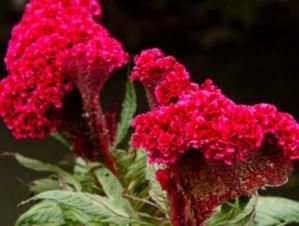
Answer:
[
  {"xmin": 131, "ymin": 48, "xmax": 299, "ymax": 226},
  {"xmin": 130, "ymin": 48, "xmax": 198, "ymax": 107},
  {"xmin": 132, "ymin": 79, "xmax": 299, "ymax": 164},
  {"xmin": 0, "ymin": 0, "xmax": 128, "ymax": 139}
]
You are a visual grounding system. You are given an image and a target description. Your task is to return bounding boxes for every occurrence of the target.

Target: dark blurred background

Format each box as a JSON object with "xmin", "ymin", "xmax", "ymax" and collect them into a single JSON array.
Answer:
[{"xmin": 0, "ymin": 0, "xmax": 299, "ymax": 225}]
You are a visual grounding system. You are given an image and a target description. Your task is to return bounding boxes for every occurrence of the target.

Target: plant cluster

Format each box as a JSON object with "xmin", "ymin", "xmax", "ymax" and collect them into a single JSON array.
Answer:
[{"xmin": 1, "ymin": 1, "xmax": 299, "ymax": 226}]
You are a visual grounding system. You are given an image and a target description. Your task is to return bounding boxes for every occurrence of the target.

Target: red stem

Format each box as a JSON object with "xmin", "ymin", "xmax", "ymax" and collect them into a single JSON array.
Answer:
[
  {"xmin": 145, "ymin": 87, "xmax": 159, "ymax": 110},
  {"xmin": 82, "ymin": 91, "xmax": 118, "ymax": 175}
]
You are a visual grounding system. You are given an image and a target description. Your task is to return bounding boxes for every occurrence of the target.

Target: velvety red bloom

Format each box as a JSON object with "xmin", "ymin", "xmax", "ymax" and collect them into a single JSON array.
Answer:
[
  {"xmin": 132, "ymin": 79, "xmax": 299, "ymax": 165},
  {"xmin": 24, "ymin": 0, "xmax": 102, "ymax": 19},
  {"xmin": 130, "ymin": 48, "xmax": 198, "ymax": 107},
  {"xmin": 0, "ymin": 0, "xmax": 127, "ymax": 139},
  {"xmin": 162, "ymin": 150, "xmax": 293, "ymax": 226},
  {"xmin": 131, "ymin": 48, "xmax": 299, "ymax": 226}
]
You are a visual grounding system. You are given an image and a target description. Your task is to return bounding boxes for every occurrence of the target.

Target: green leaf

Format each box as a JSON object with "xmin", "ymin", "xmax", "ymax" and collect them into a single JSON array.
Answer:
[
  {"xmin": 146, "ymin": 161, "xmax": 168, "ymax": 213},
  {"xmin": 207, "ymin": 196, "xmax": 299, "ymax": 226},
  {"xmin": 120, "ymin": 149, "xmax": 147, "ymax": 184},
  {"xmin": 74, "ymin": 157, "xmax": 90, "ymax": 175},
  {"xmin": 63, "ymin": 207, "xmax": 98, "ymax": 225},
  {"xmin": 205, "ymin": 196, "xmax": 256, "ymax": 226},
  {"xmin": 116, "ymin": 149, "xmax": 150, "ymax": 212},
  {"xmin": 51, "ymin": 132, "xmax": 71, "ymax": 149},
  {"xmin": 26, "ymin": 190, "xmax": 150, "ymax": 225},
  {"xmin": 27, "ymin": 191, "xmax": 114, "ymax": 219},
  {"xmin": 112, "ymin": 80, "xmax": 136, "ymax": 149},
  {"xmin": 15, "ymin": 201, "xmax": 65, "ymax": 226},
  {"xmin": 30, "ymin": 178, "xmax": 65, "ymax": 193},
  {"xmin": 74, "ymin": 157, "xmax": 101, "ymax": 175},
  {"xmin": 94, "ymin": 167, "xmax": 123, "ymax": 201},
  {"xmin": 94, "ymin": 167, "xmax": 136, "ymax": 218},
  {"xmin": 253, "ymin": 197, "xmax": 299, "ymax": 226},
  {"xmin": 14, "ymin": 153, "xmax": 81, "ymax": 191}
]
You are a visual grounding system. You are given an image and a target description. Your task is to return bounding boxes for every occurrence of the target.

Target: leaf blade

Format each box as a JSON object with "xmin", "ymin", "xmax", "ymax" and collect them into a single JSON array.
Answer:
[
  {"xmin": 253, "ymin": 197, "xmax": 299, "ymax": 226},
  {"xmin": 26, "ymin": 190, "xmax": 149, "ymax": 225},
  {"xmin": 14, "ymin": 153, "xmax": 81, "ymax": 191},
  {"xmin": 94, "ymin": 167, "xmax": 136, "ymax": 218},
  {"xmin": 15, "ymin": 201, "xmax": 65, "ymax": 226},
  {"xmin": 112, "ymin": 80, "xmax": 136, "ymax": 149}
]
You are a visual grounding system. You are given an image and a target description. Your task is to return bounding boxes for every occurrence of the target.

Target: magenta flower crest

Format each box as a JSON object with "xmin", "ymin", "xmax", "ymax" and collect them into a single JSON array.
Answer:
[
  {"xmin": 131, "ymin": 48, "xmax": 198, "ymax": 108},
  {"xmin": 1, "ymin": 2, "xmax": 299, "ymax": 225},
  {"xmin": 131, "ymin": 48, "xmax": 299, "ymax": 226},
  {"xmin": 0, "ymin": 0, "xmax": 128, "ymax": 139}
]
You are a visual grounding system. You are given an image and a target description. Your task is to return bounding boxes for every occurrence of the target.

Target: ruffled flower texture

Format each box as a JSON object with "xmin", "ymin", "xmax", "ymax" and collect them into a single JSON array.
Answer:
[
  {"xmin": 0, "ymin": 0, "xmax": 128, "ymax": 139},
  {"xmin": 131, "ymin": 48, "xmax": 198, "ymax": 107},
  {"xmin": 131, "ymin": 49, "xmax": 299, "ymax": 226}
]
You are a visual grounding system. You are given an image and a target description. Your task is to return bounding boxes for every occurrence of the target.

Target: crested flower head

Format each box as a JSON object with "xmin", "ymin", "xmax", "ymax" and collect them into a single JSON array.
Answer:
[
  {"xmin": 0, "ymin": 0, "xmax": 128, "ymax": 139},
  {"xmin": 130, "ymin": 48, "xmax": 198, "ymax": 106},
  {"xmin": 132, "ymin": 79, "xmax": 299, "ymax": 165},
  {"xmin": 131, "ymin": 48, "xmax": 299, "ymax": 226}
]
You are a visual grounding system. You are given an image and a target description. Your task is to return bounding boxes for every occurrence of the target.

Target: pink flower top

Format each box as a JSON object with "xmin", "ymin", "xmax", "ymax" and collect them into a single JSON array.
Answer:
[
  {"xmin": 131, "ymin": 48, "xmax": 198, "ymax": 106},
  {"xmin": 0, "ymin": 0, "xmax": 128, "ymax": 139},
  {"xmin": 131, "ymin": 49, "xmax": 299, "ymax": 165}
]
